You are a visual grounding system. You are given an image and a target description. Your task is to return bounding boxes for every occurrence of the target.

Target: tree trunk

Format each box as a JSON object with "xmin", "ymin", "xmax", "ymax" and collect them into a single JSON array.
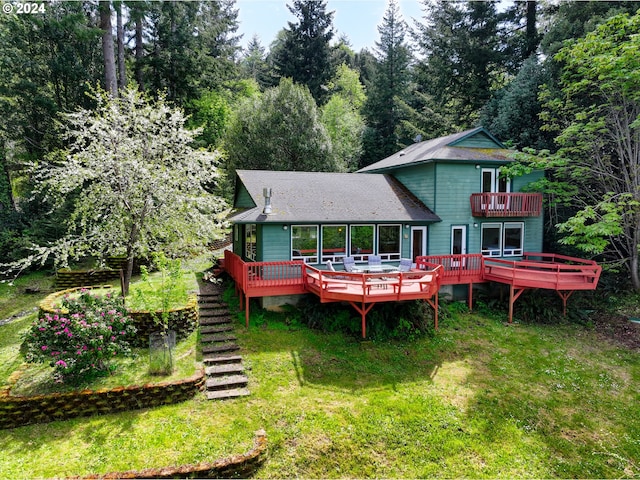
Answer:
[
  {"xmin": 0, "ymin": 141, "xmax": 15, "ymax": 212},
  {"xmin": 135, "ymin": 8, "xmax": 144, "ymax": 91},
  {"xmin": 116, "ymin": 1, "xmax": 127, "ymax": 90},
  {"xmin": 524, "ymin": 1, "xmax": 538, "ymax": 59},
  {"xmin": 99, "ymin": 1, "xmax": 117, "ymax": 97}
]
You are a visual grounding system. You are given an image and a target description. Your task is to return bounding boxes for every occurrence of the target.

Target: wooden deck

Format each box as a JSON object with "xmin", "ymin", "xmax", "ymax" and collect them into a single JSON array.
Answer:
[
  {"xmin": 223, "ymin": 250, "xmax": 443, "ymax": 338},
  {"xmin": 223, "ymin": 250, "xmax": 601, "ymax": 336}
]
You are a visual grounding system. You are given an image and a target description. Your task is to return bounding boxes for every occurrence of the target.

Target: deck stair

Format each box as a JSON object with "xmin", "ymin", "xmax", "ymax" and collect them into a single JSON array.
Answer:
[{"xmin": 198, "ymin": 284, "xmax": 250, "ymax": 401}]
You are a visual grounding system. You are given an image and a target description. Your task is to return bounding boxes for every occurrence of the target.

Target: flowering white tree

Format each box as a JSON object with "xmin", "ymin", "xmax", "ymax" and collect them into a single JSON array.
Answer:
[{"xmin": 9, "ymin": 86, "xmax": 228, "ymax": 294}]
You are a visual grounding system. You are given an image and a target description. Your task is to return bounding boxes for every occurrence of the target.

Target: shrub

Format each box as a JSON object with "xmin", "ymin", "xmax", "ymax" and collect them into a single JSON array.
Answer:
[{"xmin": 23, "ymin": 289, "xmax": 137, "ymax": 383}]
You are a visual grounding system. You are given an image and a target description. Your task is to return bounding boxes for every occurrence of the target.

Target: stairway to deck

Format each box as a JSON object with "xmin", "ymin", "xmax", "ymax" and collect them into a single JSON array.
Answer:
[{"xmin": 198, "ymin": 283, "xmax": 250, "ymax": 401}]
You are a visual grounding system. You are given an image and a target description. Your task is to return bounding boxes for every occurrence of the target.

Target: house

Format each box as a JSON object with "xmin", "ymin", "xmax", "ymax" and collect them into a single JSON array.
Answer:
[
  {"xmin": 230, "ymin": 127, "xmax": 543, "ymax": 270},
  {"xmin": 225, "ymin": 127, "xmax": 599, "ymax": 334}
]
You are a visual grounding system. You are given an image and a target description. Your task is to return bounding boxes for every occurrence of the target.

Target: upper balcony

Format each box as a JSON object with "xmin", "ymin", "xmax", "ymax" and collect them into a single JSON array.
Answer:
[{"xmin": 470, "ymin": 193, "xmax": 543, "ymax": 217}]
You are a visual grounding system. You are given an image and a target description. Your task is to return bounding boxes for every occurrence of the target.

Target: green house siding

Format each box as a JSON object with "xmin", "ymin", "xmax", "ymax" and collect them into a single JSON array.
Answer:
[
  {"xmin": 260, "ymin": 224, "xmax": 291, "ymax": 262},
  {"xmin": 235, "ymin": 184, "xmax": 255, "ymax": 209},
  {"xmin": 392, "ymin": 163, "xmax": 436, "ymax": 209},
  {"xmin": 452, "ymin": 135, "xmax": 501, "ymax": 149},
  {"xmin": 393, "ymin": 161, "xmax": 544, "ymax": 257}
]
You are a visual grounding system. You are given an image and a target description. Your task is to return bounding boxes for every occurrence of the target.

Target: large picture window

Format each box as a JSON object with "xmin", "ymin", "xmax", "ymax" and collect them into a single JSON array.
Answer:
[
  {"xmin": 245, "ymin": 224, "xmax": 256, "ymax": 261},
  {"xmin": 321, "ymin": 225, "xmax": 347, "ymax": 262},
  {"xmin": 481, "ymin": 222, "xmax": 524, "ymax": 257},
  {"xmin": 481, "ymin": 223, "xmax": 502, "ymax": 257},
  {"xmin": 503, "ymin": 222, "xmax": 524, "ymax": 256},
  {"xmin": 350, "ymin": 225, "xmax": 374, "ymax": 262},
  {"xmin": 291, "ymin": 225, "xmax": 318, "ymax": 263},
  {"xmin": 377, "ymin": 225, "xmax": 401, "ymax": 261}
]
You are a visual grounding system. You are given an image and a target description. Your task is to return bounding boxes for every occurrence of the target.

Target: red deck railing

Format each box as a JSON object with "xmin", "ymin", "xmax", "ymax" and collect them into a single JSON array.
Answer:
[
  {"xmin": 223, "ymin": 250, "xmax": 601, "ymax": 333},
  {"xmin": 417, "ymin": 254, "xmax": 484, "ymax": 285},
  {"xmin": 483, "ymin": 252, "xmax": 601, "ymax": 290},
  {"xmin": 470, "ymin": 193, "xmax": 542, "ymax": 217}
]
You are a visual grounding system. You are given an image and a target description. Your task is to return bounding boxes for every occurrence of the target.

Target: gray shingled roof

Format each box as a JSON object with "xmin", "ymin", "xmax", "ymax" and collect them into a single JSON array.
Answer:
[
  {"xmin": 358, "ymin": 127, "xmax": 510, "ymax": 173},
  {"xmin": 230, "ymin": 170, "xmax": 441, "ymax": 224}
]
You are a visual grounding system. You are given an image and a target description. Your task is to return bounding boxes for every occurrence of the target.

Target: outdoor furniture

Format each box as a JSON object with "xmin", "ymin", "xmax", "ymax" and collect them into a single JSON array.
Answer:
[
  {"xmin": 326, "ymin": 260, "xmax": 336, "ymax": 271},
  {"xmin": 343, "ymin": 256, "xmax": 356, "ymax": 272},
  {"xmin": 368, "ymin": 255, "xmax": 382, "ymax": 267},
  {"xmin": 399, "ymin": 258, "xmax": 413, "ymax": 272}
]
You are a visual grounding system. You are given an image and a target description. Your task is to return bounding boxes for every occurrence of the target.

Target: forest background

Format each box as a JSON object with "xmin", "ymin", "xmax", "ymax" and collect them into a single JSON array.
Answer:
[{"xmin": 1, "ymin": 0, "xmax": 640, "ymax": 292}]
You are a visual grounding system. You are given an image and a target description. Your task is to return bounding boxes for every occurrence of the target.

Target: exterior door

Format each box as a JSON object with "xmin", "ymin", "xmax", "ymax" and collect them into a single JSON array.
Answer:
[
  {"xmin": 451, "ymin": 226, "xmax": 467, "ymax": 267},
  {"xmin": 411, "ymin": 226, "xmax": 427, "ymax": 261},
  {"xmin": 482, "ymin": 168, "xmax": 510, "ymax": 210}
]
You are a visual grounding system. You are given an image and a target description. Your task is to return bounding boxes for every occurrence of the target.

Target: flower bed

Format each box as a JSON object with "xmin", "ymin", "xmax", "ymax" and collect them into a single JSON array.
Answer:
[{"xmin": 39, "ymin": 287, "xmax": 199, "ymax": 346}]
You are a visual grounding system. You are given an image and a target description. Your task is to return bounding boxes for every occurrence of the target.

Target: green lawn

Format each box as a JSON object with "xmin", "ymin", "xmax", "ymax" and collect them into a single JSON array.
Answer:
[{"xmin": 0, "ymin": 277, "xmax": 639, "ymax": 478}]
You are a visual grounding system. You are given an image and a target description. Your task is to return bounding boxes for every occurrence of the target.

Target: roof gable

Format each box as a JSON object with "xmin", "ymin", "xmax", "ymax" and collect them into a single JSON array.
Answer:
[{"xmin": 358, "ymin": 127, "xmax": 511, "ymax": 173}]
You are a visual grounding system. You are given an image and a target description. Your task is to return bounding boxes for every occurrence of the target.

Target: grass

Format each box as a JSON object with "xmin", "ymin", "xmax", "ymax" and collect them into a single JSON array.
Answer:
[{"xmin": 1, "ymin": 274, "xmax": 639, "ymax": 478}]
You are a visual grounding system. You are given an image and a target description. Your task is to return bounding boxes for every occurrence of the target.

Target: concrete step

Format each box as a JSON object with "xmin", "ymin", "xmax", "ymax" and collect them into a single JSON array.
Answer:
[
  {"xmin": 198, "ymin": 302, "xmax": 226, "ymax": 309},
  {"xmin": 199, "ymin": 316, "xmax": 232, "ymax": 326},
  {"xmin": 205, "ymin": 388, "xmax": 250, "ymax": 400},
  {"xmin": 199, "ymin": 308, "xmax": 231, "ymax": 317},
  {"xmin": 203, "ymin": 354, "xmax": 243, "ymax": 365},
  {"xmin": 200, "ymin": 324, "xmax": 234, "ymax": 334},
  {"xmin": 202, "ymin": 343, "xmax": 239, "ymax": 354},
  {"xmin": 205, "ymin": 363, "xmax": 245, "ymax": 376},
  {"xmin": 201, "ymin": 333, "xmax": 237, "ymax": 344},
  {"xmin": 206, "ymin": 374, "xmax": 248, "ymax": 390}
]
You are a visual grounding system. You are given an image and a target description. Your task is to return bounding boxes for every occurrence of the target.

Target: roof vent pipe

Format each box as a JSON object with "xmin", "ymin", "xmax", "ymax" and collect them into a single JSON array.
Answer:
[{"xmin": 263, "ymin": 187, "xmax": 272, "ymax": 215}]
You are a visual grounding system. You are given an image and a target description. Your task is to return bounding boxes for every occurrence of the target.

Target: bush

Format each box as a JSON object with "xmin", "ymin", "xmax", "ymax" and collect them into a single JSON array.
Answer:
[{"xmin": 23, "ymin": 289, "xmax": 137, "ymax": 383}]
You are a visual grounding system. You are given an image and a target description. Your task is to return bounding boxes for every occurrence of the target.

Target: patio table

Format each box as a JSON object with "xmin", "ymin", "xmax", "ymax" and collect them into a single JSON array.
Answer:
[{"xmin": 351, "ymin": 265, "xmax": 399, "ymax": 273}]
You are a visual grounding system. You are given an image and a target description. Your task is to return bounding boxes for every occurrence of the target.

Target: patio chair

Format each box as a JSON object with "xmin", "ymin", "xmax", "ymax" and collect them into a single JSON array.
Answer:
[
  {"xmin": 343, "ymin": 256, "xmax": 356, "ymax": 272},
  {"xmin": 368, "ymin": 255, "xmax": 382, "ymax": 267},
  {"xmin": 399, "ymin": 258, "xmax": 413, "ymax": 272},
  {"xmin": 326, "ymin": 260, "xmax": 336, "ymax": 271}
]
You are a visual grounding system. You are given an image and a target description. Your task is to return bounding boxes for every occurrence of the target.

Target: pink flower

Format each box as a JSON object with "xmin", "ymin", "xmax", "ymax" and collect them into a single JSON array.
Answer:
[
  {"xmin": 41, "ymin": 345, "xmax": 48, "ymax": 351},
  {"xmin": 55, "ymin": 360, "xmax": 67, "ymax": 367}
]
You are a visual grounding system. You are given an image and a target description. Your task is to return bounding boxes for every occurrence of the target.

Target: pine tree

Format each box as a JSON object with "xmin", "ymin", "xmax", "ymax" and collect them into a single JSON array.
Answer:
[
  {"xmin": 240, "ymin": 35, "xmax": 271, "ymax": 89},
  {"xmin": 414, "ymin": 0, "xmax": 506, "ymax": 128},
  {"xmin": 361, "ymin": 0, "xmax": 412, "ymax": 167},
  {"xmin": 272, "ymin": 0, "xmax": 335, "ymax": 105}
]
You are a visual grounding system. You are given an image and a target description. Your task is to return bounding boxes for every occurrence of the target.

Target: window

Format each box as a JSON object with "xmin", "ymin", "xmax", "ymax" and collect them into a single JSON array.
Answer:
[
  {"xmin": 349, "ymin": 225, "xmax": 374, "ymax": 262},
  {"xmin": 377, "ymin": 225, "xmax": 401, "ymax": 261},
  {"xmin": 481, "ymin": 222, "xmax": 524, "ymax": 257},
  {"xmin": 503, "ymin": 222, "xmax": 524, "ymax": 256},
  {"xmin": 481, "ymin": 223, "xmax": 502, "ymax": 257},
  {"xmin": 291, "ymin": 225, "xmax": 318, "ymax": 263},
  {"xmin": 245, "ymin": 224, "xmax": 256, "ymax": 261},
  {"xmin": 321, "ymin": 225, "xmax": 347, "ymax": 262}
]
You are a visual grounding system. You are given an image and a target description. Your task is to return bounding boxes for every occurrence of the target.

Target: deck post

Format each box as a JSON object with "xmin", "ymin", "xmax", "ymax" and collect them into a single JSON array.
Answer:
[
  {"xmin": 468, "ymin": 283, "xmax": 473, "ymax": 311},
  {"xmin": 245, "ymin": 295, "xmax": 250, "ymax": 328},
  {"xmin": 556, "ymin": 291, "xmax": 574, "ymax": 316}
]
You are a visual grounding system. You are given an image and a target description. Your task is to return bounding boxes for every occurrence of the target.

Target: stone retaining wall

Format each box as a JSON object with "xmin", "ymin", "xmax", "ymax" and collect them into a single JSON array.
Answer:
[
  {"xmin": 55, "ymin": 269, "xmax": 121, "ymax": 289},
  {"xmin": 72, "ymin": 430, "xmax": 267, "ymax": 479},
  {"xmin": 0, "ymin": 370, "xmax": 205, "ymax": 429}
]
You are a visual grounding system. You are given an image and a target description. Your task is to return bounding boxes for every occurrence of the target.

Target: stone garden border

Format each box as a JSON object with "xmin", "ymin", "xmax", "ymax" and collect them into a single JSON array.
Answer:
[
  {"xmin": 70, "ymin": 429, "xmax": 267, "ymax": 479},
  {"xmin": 0, "ymin": 369, "xmax": 205, "ymax": 429}
]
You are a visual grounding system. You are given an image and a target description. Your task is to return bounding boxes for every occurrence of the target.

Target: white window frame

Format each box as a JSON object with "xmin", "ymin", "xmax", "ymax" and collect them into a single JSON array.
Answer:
[
  {"xmin": 481, "ymin": 223, "xmax": 502, "ymax": 257},
  {"xmin": 245, "ymin": 224, "xmax": 257, "ymax": 261},
  {"xmin": 503, "ymin": 222, "xmax": 524, "ymax": 257},
  {"xmin": 377, "ymin": 224, "xmax": 402, "ymax": 261},
  {"xmin": 321, "ymin": 224, "xmax": 348, "ymax": 263},
  {"xmin": 291, "ymin": 225, "xmax": 319, "ymax": 264},
  {"xmin": 349, "ymin": 224, "xmax": 375, "ymax": 262}
]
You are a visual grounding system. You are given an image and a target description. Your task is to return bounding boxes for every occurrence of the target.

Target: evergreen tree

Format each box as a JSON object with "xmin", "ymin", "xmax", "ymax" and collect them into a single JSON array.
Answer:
[
  {"xmin": 272, "ymin": 0, "xmax": 335, "ymax": 104},
  {"xmin": 479, "ymin": 57, "xmax": 552, "ymax": 150},
  {"xmin": 240, "ymin": 35, "xmax": 271, "ymax": 89},
  {"xmin": 414, "ymin": 0, "xmax": 506, "ymax": 128},
  {"xmin": 361, "ymin": 0, "xmax": 412, "ymax": 167}
]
